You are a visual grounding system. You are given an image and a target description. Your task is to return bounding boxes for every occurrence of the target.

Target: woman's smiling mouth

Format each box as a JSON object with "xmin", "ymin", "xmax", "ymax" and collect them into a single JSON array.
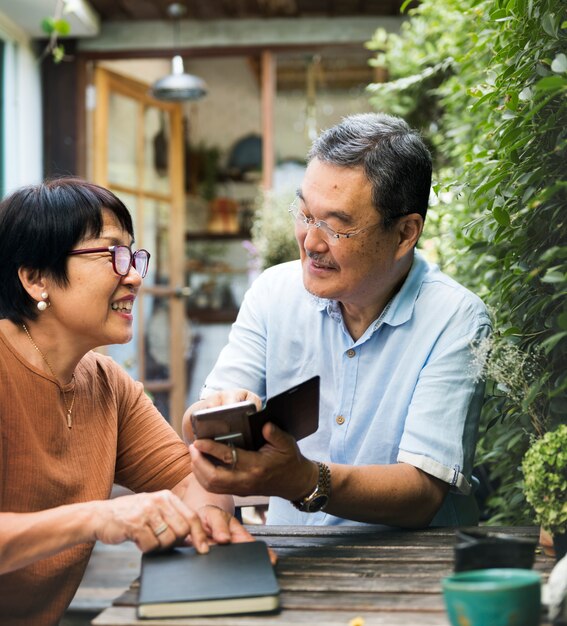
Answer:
[{"xmin": 111, "ymin": 299, "xmax": 134, "ymax": 313}]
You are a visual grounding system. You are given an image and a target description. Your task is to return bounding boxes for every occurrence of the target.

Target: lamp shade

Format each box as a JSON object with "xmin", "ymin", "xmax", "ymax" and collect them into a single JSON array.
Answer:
[{"xmin": 151, "ymin": 55, "xmax": 207, "ymax": 101}]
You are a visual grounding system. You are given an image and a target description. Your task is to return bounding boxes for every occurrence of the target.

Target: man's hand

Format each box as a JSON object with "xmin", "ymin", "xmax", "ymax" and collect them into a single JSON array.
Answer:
[
  {"xmin": 188, "ymin": 422, "xmax": 318, "ymax": 502},
  {"xmin": 183, "ymin": 389, "xmax": 262, "ymax": 443}
]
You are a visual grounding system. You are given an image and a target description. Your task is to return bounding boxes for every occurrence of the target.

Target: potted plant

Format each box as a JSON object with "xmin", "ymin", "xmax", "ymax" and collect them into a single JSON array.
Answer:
[
  {"xmin": 521, "ymin": 424, "xmax": 567, "ymax": 561},
  {"xmin": 251, "ymin": 189, "xmax": 300, "ymax": 270}
]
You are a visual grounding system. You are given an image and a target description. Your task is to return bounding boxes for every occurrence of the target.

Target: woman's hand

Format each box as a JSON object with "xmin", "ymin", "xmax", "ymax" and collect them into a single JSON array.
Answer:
[
  {"xmin": 196, "ymin": 505, "xmax": 277, "ymax": 565},
  {"xmin": 92, "ymin": 490, "xmax": 211, "ymax": 553},
  {"xmin": 196, "ymin": 504, "xmax": 253, "ymax": 545}
]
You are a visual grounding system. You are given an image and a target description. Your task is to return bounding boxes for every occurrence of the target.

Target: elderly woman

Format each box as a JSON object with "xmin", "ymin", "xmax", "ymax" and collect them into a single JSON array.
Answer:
[{"xmin": 0, "ymin": 178, "xmax": 252, "ymax": 625}]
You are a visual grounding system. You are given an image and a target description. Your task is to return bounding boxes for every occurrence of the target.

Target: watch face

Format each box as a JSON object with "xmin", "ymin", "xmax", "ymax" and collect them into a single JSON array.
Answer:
[{"xmin": 307, "ymin": 494, "xmax": 329, "ymax": 512}]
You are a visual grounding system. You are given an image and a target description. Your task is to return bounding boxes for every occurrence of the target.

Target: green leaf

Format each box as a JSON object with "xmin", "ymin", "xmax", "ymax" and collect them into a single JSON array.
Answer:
[
  {"xmin": 40, "ymin": 17, "xmax": 55, "ymax": 34},
  {"xmin": 542, "ymin": 12, "xmax": 559, "ymax": 37},
  {"xmin": 535, "ymin": 75, "xmax": 566, "ymax": 91},
  {"xmin": 541, "ymin": 331, "xmax": 567, "ymax": 353},
  {"xmin": 502, "ymin": 326, "xmax": 522, "ymax": 336},
  {"xmin": 490, "ymin": 8, "xmax": 509, "ymax": 20},
  {"xmin": 53, "ymin": 19, "xmax": 71, "ymax": 36},
  {"xmin": 558, "ymin": 312, "xmax": 567, "ymax": 330},
  {"xmin": 493, "ymin": 205, "xmax": 511, "ymax": 227},
  {"xmin": 52, "ymin": 44, "xmax": 65, "ymax": 63},
  {"xmin": 541, "ymin": 268, "xmax": 566, "ymax": 283}
]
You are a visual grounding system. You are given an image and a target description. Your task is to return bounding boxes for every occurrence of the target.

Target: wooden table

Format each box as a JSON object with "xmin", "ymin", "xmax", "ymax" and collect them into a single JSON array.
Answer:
[{"xmin": 92, "ymin": 525, "xmax": 554, "ymax": 626}]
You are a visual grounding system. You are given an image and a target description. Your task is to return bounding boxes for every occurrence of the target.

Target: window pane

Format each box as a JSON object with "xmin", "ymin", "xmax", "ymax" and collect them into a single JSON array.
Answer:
[{"xmin": 108, "ymin": 92, "xmax": 139, "ymax": 187}]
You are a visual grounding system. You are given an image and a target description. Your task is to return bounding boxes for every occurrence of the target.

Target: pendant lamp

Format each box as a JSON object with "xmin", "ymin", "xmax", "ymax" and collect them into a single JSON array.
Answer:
[{"xmin": 151, "ymin": 3, "xmax": 207, "ymax": 102}]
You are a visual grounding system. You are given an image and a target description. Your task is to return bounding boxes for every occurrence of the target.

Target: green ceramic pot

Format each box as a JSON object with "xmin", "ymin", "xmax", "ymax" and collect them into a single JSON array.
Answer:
[{"xmin": 442, "ymin": 568, "xmax": 541, "ymax": 626}]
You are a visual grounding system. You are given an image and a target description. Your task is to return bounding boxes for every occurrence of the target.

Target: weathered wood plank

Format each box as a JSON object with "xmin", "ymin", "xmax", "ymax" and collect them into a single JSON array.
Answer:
[
  {"xmin": 268, "ymin": 545, "xmax": 455, "ymax": 560},
  {"xmin": 278, "ymin": 590, "xmax": 446, "ymax": 612},
  {"xmin": 248, "ymin": 525, "xmax": 540, "ymax": 539},
  {"xmin": 276, "ymin": 559, "xmax": 453, "ymax": 575},
  {"xmin": 92, "ymin": 605, "xmax": 450, "ymax": 625},
  {"xmin": 276, "ymin": 574, "xmax": 444, "ymax": 594}
]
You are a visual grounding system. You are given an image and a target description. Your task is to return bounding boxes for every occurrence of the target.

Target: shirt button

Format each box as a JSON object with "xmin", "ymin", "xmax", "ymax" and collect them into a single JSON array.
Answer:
[
  {"xmin": 336, "ymin": 415, "xmax": 345, "ymax": 425},
  {"xmin": 346, "ymin": 349, "xmax": 356, "ymax": 358}
]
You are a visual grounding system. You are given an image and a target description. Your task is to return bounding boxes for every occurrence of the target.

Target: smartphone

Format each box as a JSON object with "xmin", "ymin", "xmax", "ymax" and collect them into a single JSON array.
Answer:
[
  {"xmin": 190, "ymin": 376, "xmax": 320, "ymax": 451},
  {"xmin": 191, "ymin": 401, "xmax": 257, "ymax": 449}
]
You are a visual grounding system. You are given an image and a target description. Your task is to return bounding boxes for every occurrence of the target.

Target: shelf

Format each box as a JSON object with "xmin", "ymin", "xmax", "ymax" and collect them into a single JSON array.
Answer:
[
  {"xmin": 187, "ymin": 308, "xmax": 239, "ymax": 324},
  {"xmin": 186, "ymin": 265, "xmax": 248, "ymax": 275},
  {"xmin": 186, "ymin": 231, "xmax": 251, "ymax": 241}
]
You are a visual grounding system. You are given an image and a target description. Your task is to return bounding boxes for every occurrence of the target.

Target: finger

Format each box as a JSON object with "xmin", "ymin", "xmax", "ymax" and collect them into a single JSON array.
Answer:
[
  {"xmin": 202, "ymin": 513, "xmax": 277, "ymax": 564},
  {"xmin": 189, "ymin": 441, "xmax": 222, "ymax": 471},
  {"xmin": 156, "ymin": 492, "xmax": 195, "ymax": 540},
  {"xmin": 179, "ymin": 510, "xmax": 209, "ymax": 553},
  {"xmin": 151, "ymin": 520, "xmax": 170, "ymax": 538},
  {"xmin": 192, "ymin": 438, "xmax": 243, "ymax": 468},
  {"xmin": 189, "ymin": 444, "xmax": 245, "ymax": 496},
  {"xmin": 242, "ymin": 391, "xmax": 263, "ymax": 411},
  {"xmin": 189, "ymin": 443, "xmax": 225, "ymax": 488},
  {"xmin": 227, "ymin": 515, "xmax": 255, "ymax": 543},
  {"xmin": 201, "ymin": 389, "xmax": 261, "ymax": 409},
  {"xmin": 135, "ymin": 521, "xmax": 169, "ymax": 553},
  {"xmin": 268, "ymin": 547, "xmax": 278, "ymax": 565},
  {"xmin": 261, "ymin": 421, "xmax": 295, "ymax": 449},
  {"xmin": 160, "ymin": 494, "xmax": 213, "ymax": 553},
  {"xmin": 198, "ymin": 505, "xmax": 232, "ymax": 544},
  {"xmin": 225, "ymin": 389, "xmax": 262, "ymax": 410}
]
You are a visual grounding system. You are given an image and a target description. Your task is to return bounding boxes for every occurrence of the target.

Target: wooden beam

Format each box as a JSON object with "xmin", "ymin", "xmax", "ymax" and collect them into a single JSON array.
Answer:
[
  {"xmin": 261, "ymin": 50, "xmax": 276, "ymax": 192},
  {"xmin": 78, "ymin": 17, "xmax": 405, "ymax": 54},
  {"xmin": 168, "ymin": 105, "xmax": 187, "ymax": 433}
]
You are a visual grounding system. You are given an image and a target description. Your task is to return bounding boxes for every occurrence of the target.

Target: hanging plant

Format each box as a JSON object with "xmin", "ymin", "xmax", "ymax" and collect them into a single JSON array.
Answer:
[{"xmin": 39, "ymin": 0, "xmax": 72, "ymax": 63}]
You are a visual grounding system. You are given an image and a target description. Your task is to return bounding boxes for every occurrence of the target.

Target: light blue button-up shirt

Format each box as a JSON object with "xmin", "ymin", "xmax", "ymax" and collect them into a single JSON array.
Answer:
[{"xmin": 202, "ymin": 251, "xmax": 491, "ymax": 527}]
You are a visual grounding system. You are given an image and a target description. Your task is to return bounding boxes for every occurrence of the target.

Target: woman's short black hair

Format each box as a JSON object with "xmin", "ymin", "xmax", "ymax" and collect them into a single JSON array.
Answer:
[{"xmin": 0, "ymin": 177, "xmax": 134, "ymax": 324}]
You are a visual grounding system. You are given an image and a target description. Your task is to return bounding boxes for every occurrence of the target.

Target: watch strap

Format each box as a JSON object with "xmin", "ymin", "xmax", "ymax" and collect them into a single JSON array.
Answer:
[{"xmin": 292, "ymin": 461, "xmax": 331, "ymax": 513}]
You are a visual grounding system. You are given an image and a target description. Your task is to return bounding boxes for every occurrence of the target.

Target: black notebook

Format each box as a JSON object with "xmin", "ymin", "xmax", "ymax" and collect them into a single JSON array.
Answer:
[{"xmin": 137, "ymin": 541, "xmax": 280, "ymax": 619}]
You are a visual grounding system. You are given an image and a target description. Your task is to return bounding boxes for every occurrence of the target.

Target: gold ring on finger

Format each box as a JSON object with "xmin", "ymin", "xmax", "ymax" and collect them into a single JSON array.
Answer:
[{"xmin": 153, "ymin": 521, "xmax": 169, "ymax": 537}]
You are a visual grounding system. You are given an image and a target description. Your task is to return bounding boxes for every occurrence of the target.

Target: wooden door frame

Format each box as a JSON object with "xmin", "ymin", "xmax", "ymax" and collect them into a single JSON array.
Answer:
[{"xmin": 91, "ymin": 66, "xmax": 187, "ymax": 433}]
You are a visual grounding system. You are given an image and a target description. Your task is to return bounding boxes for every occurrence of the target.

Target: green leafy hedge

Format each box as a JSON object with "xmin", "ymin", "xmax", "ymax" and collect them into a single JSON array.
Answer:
[{"xmin": 368, "ymin": 0, "xmax": 566, "ymax": 523}]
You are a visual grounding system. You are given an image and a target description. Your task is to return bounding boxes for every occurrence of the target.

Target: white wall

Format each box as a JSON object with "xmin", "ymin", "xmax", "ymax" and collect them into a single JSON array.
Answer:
[
  {"xmin": 0, "ymin": 11, "xmax": 43, "ymax": 195},
  {"xmin": 100, "ymin": 55, "xmax": 374, "ymax": 168}
]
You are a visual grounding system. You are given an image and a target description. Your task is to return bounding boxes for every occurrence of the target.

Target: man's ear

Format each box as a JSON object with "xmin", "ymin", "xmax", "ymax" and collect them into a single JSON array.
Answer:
[
  {"xmin": 396, "ymin": 214, "xmax": 424, "ymax": 257},
  {"xmin": 17, "ymin": 267, "xmax": 47, "ymax": 302}
]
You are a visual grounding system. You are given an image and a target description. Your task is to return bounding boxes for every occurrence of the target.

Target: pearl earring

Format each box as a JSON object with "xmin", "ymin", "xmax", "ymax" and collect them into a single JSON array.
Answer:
[{"xmin": 37, "ymin": 292, "xmax": 49, "ymax": 312}]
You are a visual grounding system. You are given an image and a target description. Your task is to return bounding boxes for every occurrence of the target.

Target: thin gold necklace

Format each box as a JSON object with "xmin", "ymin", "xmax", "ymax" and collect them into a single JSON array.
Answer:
[{"xmin": 21, "ymin": 323, "xmax": 76, "ymax": 429}]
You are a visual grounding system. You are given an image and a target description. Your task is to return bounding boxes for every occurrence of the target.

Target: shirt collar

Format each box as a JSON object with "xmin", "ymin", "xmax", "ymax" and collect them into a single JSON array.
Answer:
[
  {"xmin": 383, "ymin": 250, "xmax": 430, "ymax": 328},
  {"xmin": 313, "ymin": 250, "xmax": 431, "ymax": 329}
]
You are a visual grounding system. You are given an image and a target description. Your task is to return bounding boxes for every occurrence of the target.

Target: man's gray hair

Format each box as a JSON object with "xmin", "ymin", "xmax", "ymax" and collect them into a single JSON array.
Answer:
[{"xmin": 308, "ymin": 113, "xmax": 432, "ymax": 228}]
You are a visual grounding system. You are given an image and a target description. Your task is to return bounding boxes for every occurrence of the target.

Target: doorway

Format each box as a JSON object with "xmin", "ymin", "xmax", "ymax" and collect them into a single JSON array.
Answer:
[{"xmin": 91, "ymin": 66, "xmax": 188, "ymax": 432}]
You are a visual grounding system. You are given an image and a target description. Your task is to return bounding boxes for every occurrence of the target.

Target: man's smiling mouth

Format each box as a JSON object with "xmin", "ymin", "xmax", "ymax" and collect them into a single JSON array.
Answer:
[{"xmin": 307, "ymin": 251, "xmax": 336, "ymax": 270}]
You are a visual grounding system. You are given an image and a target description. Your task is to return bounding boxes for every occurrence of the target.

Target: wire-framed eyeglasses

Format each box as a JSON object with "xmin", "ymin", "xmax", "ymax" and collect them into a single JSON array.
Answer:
[
  {"xmin": 68, "ymin": 245, "xmax": 151, "ymax": 278},
  {"xmin": 288, "ymin": 197, "xmax": 381, "ymax": 244}
]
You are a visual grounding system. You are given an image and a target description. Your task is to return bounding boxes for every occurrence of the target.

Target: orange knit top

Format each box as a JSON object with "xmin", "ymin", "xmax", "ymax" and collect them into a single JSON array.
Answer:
[{"xmin": 0, "ymin": 329, "xmax": 191, "ymax": 625}]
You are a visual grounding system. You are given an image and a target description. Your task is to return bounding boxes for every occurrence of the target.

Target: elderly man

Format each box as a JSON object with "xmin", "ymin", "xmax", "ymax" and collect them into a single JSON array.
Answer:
[{"xmin": 184, "ymin": 113, "xmax": 491, "ymax": 528}]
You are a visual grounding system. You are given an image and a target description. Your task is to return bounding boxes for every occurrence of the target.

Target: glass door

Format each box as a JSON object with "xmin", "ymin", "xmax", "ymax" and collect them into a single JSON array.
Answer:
[{"xmin": 92, "ymin": 66, "xmax": 188, "ymax": 432}]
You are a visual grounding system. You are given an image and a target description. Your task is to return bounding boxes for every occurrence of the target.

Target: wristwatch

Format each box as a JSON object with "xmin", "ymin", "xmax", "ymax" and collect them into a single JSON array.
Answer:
[{"xmin": 292, "ymin": 461, "xmax": 331, "ymax": 513}]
